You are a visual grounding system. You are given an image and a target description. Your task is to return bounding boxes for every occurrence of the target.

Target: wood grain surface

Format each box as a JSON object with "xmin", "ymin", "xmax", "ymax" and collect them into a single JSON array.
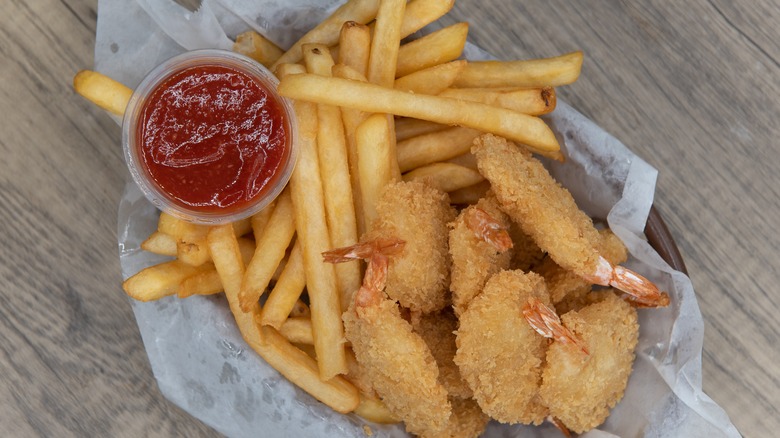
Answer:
[{"xmin": 1, "ymin": 0, "xmax": 776, "ymax": 436}]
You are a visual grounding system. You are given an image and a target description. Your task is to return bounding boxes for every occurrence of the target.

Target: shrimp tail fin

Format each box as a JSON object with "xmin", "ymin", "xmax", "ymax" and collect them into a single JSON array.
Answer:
[{"xmin": 522, "ymin": 297, "xmax": 589, "ymax": 355}]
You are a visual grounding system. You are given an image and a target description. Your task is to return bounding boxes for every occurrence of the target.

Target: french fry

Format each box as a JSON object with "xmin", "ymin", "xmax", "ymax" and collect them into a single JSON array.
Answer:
[
  {"xmin": 290, "ymin": 299, "xmax": 311, "ymax": 318},
  {"xmin": 354, "ymin": 395, "xmax": 401, "ymax": 424},
  {"xmin": 337, "ymin": 21, "xmax": 371, "ymax": 77},
  {"xmin": 395, "ymin": 22, "xmax": 468, "ymax": 77},
  {"xmin": 356, "ymin": 113, "xmax": 395, "ymax": 228},
  {"xmin": 453, "ymin": 51, "xmax": 584, "ymax": 88},
  {"xmin": 208, "ymin": 224, "xmax": 358, "ymax": 414},
  {"xmin": 447, "ymin": 180, "xmax": 491, "ymax": 205},
  {"xmin": 394, "ymin": 60, "xmax": 466, "ymax": 95},
  {"xmin": 397, "ymin": 0, "xmax": 454, "ymax": 39},
  {"xmin": 332, "ymin": 64, "xmax": 370, "ymax": 237},
  {"xmin": 438, "ymin": 86, "xmax": 556, "ymax": 116},
  {"xmin": 260, "ymin": 240, "xmax": 306, "ymax": 329},
  {"xmin": 394, "ymin": 117, "xmax": 447, "ymax": 142},
  {"xmin": 250, "ymin": 200, "xmax": 276, "ymax": 240},
  {"xmin": 239, "ymin": 190, "xmax": 296, "ymax": 312},
  {"xmin": 402, "ymin": 162, "xmax": 484, "ymax": 192},
  {"xmin": 277, "ymin": 74, "xmax": 563, "ymax": 159},
  {"xmin": 287, "ymin": 85, "xmax": 348, "ymax": 380},
  {"xmin": 367, "ymin": 0, "xmax": 406, "ymax": 87},
  {"xmin": 279, "ymin": 317, "xmax": 315, "ymax": 345},
  {"xmin": 73, "ymin": 70, "xmax": 132, "ymax": 116},
  {"xmin": 303, "ymin": 45, "xmax": 362, "ymax": 311},
  {"xmin": 178, "ymin": 237, "xmax": 258, "ymax": 298},
  {"xmin": 123, "ymin": 260, "xmax": 211, "ymax": 302},
  {"xmin": 232, "ymin": 30, "xmax": 284, "ymax": 68},
  {"xmin": 272, "ymin": 0, "xmax": 381, "ymax": 68},
  {"xmin": 155, "ymin": 213, "xmax": 212, "ymax": 266},
  {"xmin": 232, "ymin": 217, "xmax": 253, "ymax": 237},
  {"xmin": 140, "ymin": 232, "xmax": 177, "ymax": 257},
  {"xmin": 444, "ymin": 151, "xmax": 478, "ymax": 170},
  {"xmin": 274, "ymin": 63, "xmax": 306, "ymax": 78},
  {"xmin": 397, "ymin": 126, "xmax": 481, "ymax": 172}
]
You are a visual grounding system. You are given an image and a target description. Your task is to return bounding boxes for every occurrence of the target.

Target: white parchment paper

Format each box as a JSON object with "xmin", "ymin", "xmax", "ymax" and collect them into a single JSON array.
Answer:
[{"xmin": 103, "ymin": 1, "xmax": 741, "ymax": 436}]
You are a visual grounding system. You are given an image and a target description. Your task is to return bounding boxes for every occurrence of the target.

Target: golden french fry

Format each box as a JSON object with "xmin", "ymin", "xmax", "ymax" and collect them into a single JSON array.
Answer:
[
  {"xmin": 73, "ymin": 70, "xmax": 132, "ymax": 116},
  {"xmin": 233, "ymin": 30, "xmax": 284, "ymax": 67},
  {"xmin": 332, "ymin": 64, "xmax": 370, "ymax": 238},
  {"xmin": 277, "ymin": 74, "xmax": 562, "ymax": 159},
  {"xmin": 356, "ymin": 113, "xmax": 395, "ymax": 228},
  {"xmin": 208, "ymin": 224, "xmax": 358, "ymax": 414},
  {"xmin": 274, "ymin": 63, "xmax": 307, "ymax": 78},
  {"xmin": 394, "ymin": 60, "xmax": 466, "ymax": 94},
  {"xmin": 447, "ymin": 180, "xmax": 491, "ymax": 204},
  {"xmin": 141, "ymin": 232, "xmax": 177, "ymax": 257},
  {"xmin": 453, "ymin": 51, "xmax": 584, "ymax": 88},
  {"xmin": 259, "ymin": 326, "xmax": 359, "ymax": 413},
  {"xmin": 239, "ymin": 190, "xmax": 296, "ymax": 312},
  {"xmin": 367, "ymin": 0, "xmax": 406, "ymax": 87},
  {"xmin": 354, "ymin": 395, "xmax": 401, "ymax": 424},
  {"xmin": 260, "ymin": 240, "xmax": 306, "ymax": 329},
  {"xmin": 287, "ymin": 88, "xmax": 348, "ymax": 380},
  {"xmin": 178, "ymin": 237, "xmax": 258, "ymax": 298},
  {"xmin": 303, "ymin": 45, "xmax": 362, "ymax": 311},
  {"xmin": 337, "ymin": 21, "xmax": 371, "ymax": 77},
  {"xmin": 155, "ymin": 213, "xmax": 212, "ymax": 266},
  {"xmin": 398, "ymin": 0, "xmax": 454, "ymax": 39},
  {"xmin": 397, "ymin": 126, "xmax": 481, "ymax": 172},
  {"xmin": 394, "ymin": 117, "xmax": 447, "ymax": 142},
  {"xmin": 279, "ymin": 317, "xmax": 314, "ymax": 345},
  {"xmin": 402, "ymin": 162, "xmax": 484, "ymax": 192},
  {"xmin": 232, "ymin": 217, "xmax": 253, "ymax": 237},
  {"xmin": 444, "ymin": 151, "xmax": 478, "ymax": 170},
  {"xmin": 272, "ymin": 0, "xmax": 381, "ymax": 68},
  {"xmin": 438, "ymin": 86, "xmax": 556, "ymax": 115},
  {"xmin": 250, "ymin": 200, "xmax": 276, "ymax": 240},
  {"xmin": 395, "ymin": 22, "xmax": 468, "ymax": 77},
  {"xmin": 290, "ymin": 299, "xmax": 311, "ymax": 318},
  {"xmin": 123, "ymin": 260, "xmax": 210, "ymax": 302}
]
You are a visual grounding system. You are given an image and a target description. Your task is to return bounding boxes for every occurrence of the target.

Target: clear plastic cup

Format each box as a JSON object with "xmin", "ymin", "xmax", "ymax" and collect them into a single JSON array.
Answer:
[{"xmin": 122, "ymin": 49, "xmax": 297, "ymax": 225}]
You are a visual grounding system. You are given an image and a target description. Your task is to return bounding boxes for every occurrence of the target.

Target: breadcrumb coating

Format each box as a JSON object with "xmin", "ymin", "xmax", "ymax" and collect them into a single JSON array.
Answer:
[
  {"xmin": 448, "ymin": 194, "xmax": 512, "ymax": 317},
  {"xmin": 366, "ymin": 181, "xmax": 456, "ymax": 313},
  {"xmin": 454, "ymin": 270, "xmax": 550, "ymax": 424},
  {"xmin": 473, "ymin": 134, "xmax": 601, "ymax": 278},
  {"xmin": 539, "ymin": 292, "xmax": 639, "ymax": 433}
]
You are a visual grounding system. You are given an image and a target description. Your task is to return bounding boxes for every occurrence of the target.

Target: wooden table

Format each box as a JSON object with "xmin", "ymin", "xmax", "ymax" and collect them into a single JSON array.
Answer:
[{"xmin": 1, "ymin": 0, "xmax": 776, "ymax": 436}]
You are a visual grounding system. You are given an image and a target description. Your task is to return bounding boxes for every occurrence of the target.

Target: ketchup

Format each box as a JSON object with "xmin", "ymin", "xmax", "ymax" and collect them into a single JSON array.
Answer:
[{"xmin": 138, "ymin": 64, "xmax": 288, "ymax": 214}]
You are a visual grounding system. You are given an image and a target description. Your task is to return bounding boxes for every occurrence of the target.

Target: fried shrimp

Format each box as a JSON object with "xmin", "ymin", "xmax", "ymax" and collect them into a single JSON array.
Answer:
[
  {"xmin": 422, "ymin": 397, "xmax": 490, "ymax": 438},
  {"xmin": 539, "ymin": 292, "xmax": 639, "ymax": 433},
  {"xmin": 473, "ymin": 134, "xmax": 669, "ymax": 307},
  {"xmin": 534, "ymin": 228, "xmax": 628, "ymax": 313},
  {"xmin": 454, "ymin": 270, "xmax": 550, "ymax": 424},
  {"xmin": 411, "ymin": 308, "xmax": 472, "ymax": 399},
  {"xmin": 364, "ymin": 180, "xmax": 456, "ymax": 313},
  {"xmin": 332, "ymin": 241, "xmax": 452, "ymax": 436},
  {"xmin": 448, "ymin": 194, "xmax": 513, "ymax": 316}
]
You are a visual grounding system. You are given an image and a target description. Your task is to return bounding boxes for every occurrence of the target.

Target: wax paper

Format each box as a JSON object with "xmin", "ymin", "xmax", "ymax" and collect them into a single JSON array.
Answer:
[{"xmin": 104, "ymin": 0, "xmax": 741, "ymax": 436}]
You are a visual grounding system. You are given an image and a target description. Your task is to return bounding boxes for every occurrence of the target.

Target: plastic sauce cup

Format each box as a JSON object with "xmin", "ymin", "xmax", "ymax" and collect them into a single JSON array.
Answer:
[{"xmin": 122, "ymin": 49, "xmax": 297, "ymax": 225}]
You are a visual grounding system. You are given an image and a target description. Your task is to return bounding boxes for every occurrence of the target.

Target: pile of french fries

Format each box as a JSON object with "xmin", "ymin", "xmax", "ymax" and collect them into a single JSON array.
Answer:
[{"xmin": 76, "ymin": 0, "xmax": 584, "ymax": 428}]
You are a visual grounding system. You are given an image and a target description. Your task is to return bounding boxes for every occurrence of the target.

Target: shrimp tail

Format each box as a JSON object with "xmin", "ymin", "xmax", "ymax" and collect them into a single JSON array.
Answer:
[
  {"xmin": 547, "ymin": 416, "xmax": 573, "ymax": 438},
  {"xmin": 522, "ymin": 297, "xmax": 589, "ymax": 355},
  {"xmin": 583, "ymin": 257, "xmax": 670, "ymax": 308},
  {"xmin": 465, "ymin": 207, "xmax": 513, "ymax": 252},
  {"xmin": 322, "ymin": 237, "xmax": 405, "ymax": 263}
]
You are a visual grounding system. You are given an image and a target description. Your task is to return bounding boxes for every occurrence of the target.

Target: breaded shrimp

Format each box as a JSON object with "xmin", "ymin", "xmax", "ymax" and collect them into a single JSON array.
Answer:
[
  {"xmin": 422, "ymin": 397, "xmax": 490, "ymax": 438},
  {"xmin": 534, "ymin": 228, "xmax": 628, "ymax": 312},
  {"xmin": 508, "ymin": 221, "xmax": 545, "ymax": 271},
  {"xmin": 454, "ymin": 270, "xmax": 550, "ymax": 424},
  {"xmin": 448, "ymin": 194, "xmax": 513, "ymax": 317},
  {"xmin": 335, "ymin": 245, "xmax": 452, "ymax": 436},
  {"xmin": 539, "ymin": 292, "xmax": 639, "ymax": 434},
  {"xmin": 411, "ymin": 308, "xmax": 472, "ymax": 399},
  {"xmin": 365, "ymin": 180, "xmax": 456, "ymax": 313},
  {"xmin": 473, "ymin": 134, "xmax": 669, "ymax": 307}
]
